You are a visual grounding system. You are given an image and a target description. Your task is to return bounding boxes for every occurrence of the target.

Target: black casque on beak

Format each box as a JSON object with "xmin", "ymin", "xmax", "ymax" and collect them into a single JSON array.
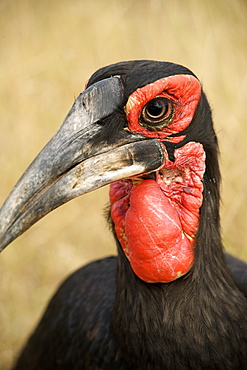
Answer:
[{"xmin": 0, "ymin": 76, "xmax": 164, "ymax": 251}]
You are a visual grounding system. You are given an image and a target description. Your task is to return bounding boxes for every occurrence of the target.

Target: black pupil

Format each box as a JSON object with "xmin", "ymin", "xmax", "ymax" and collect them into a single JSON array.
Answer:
[{"xmin": 146, "ymin": 100, "xmax": 167, "ymax": 118}]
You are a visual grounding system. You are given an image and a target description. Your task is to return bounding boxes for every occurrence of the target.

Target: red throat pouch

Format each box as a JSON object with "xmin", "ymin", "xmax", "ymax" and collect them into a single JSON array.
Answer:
[{"xmin": 110, "ymin": 142, "xmax": 205, "ymax": 283}]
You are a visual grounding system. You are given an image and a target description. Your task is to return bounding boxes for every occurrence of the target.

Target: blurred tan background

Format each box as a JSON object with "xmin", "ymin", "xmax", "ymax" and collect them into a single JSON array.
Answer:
[{"xmin": 0, "ymin": 0, "xmax": 247, "ymax": 368}]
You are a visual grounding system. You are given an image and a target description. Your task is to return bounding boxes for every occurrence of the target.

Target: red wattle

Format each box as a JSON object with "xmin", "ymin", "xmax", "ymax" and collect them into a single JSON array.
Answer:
[
  {"xmin": 120, "ymin": 180, "xmax": 193, "ymax": 282},
  {"xmin": 110, "ymin": 142, "xmax": 205, "ymax": 283}
]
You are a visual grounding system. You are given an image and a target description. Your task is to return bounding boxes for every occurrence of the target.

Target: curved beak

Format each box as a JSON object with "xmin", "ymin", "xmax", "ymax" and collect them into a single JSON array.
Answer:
[{"xmin": 0, "ymin": 77, "xmax": 164, "ymax": 251}]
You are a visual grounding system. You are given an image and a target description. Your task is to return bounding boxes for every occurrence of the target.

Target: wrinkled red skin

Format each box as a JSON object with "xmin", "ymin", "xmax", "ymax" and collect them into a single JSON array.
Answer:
[
  {"xmin": 125, "ymin": 74, "xmax": 201, "ymax": 142},
  {"xmin": 110, "ymin": 142, "xmax": 205, "ymax": 283},
  {"xmin": 110, "ymin": 74, "xmax": 204, "ymax": 283}
]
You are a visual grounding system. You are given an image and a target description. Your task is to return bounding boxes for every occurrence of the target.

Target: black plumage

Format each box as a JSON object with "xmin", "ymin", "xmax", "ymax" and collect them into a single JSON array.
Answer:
[{"xmin": 1, "ymin": 61, "xmax": 247, "ymax": 369}]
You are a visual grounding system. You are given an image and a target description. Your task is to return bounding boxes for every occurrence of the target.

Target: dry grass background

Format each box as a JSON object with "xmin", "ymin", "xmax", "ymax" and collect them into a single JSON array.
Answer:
[{"xmin": 0, "ymin": 0, "xmax": 247, "ymax": 368}]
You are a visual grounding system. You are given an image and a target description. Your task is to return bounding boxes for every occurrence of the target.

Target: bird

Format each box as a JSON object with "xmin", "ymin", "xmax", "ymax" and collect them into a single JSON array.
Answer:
[{"xmin": 1, "ymin": 60, "xmax": 247, "ymax": 369}]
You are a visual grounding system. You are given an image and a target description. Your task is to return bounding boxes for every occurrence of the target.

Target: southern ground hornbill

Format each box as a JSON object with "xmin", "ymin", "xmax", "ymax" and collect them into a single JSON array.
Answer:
[{"xmin": 1, "ymin": 60, "xmax": 247, "ymax": 369}]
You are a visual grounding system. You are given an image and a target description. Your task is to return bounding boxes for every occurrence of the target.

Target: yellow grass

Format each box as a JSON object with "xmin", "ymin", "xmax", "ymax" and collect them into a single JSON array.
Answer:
[{"xmin": 0, "ymin": 0, "xmax": 247, "ymax": 368}]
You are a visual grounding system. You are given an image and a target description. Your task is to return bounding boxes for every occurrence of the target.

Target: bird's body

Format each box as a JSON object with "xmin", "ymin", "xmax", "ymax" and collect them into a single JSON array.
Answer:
[
  {"xmin": 1, "ymin": 61, "xmax": 247, "ymax": 369},
  {"xmin": 13, "ymin": 254, "xmax": 247, "ymax": 369}
]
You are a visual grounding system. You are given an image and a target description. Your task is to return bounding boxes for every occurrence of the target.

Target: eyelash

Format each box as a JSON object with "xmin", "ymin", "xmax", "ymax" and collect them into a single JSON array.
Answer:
[{"xmin": 140, "ymin": 97, "xmax": 174, "ymax": 131}]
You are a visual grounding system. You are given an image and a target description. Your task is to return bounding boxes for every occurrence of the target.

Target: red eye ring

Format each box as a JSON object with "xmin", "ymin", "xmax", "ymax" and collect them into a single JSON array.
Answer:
[{"xmin": 125, "ymin": 74, "xmax": 202, "ymax": 140}]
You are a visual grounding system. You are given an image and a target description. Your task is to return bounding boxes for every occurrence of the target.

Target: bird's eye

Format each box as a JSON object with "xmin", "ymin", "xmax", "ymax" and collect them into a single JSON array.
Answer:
[{"xmin": 141, "ymin": 97, "xmax": 174, "ymax": 130}]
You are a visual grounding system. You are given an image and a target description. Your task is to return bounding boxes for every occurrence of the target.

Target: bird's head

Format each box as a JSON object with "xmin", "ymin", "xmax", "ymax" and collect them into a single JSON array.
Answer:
[{"xmin": 0, "ymin": 60, "xmax": 220, "ymax": 283}]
